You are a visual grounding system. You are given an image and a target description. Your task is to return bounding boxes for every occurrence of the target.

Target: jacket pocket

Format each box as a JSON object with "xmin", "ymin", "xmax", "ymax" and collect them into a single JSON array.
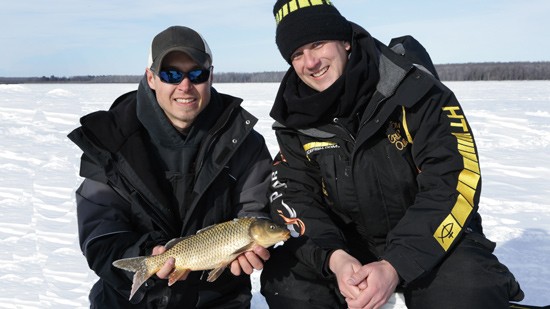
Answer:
[{"xmin": 462, "ymin": 230, "xmax": 496, "ymax": 253}]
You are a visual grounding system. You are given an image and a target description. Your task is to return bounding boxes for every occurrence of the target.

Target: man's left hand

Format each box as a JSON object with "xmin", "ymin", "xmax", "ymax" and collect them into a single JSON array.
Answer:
[
  {"xmin": 345, "ymin": 260, "xmax": 399, "ymax": 309},
  {"xmin": 230, "ymin": 245, "xmax": 270, "ymax": 276}
]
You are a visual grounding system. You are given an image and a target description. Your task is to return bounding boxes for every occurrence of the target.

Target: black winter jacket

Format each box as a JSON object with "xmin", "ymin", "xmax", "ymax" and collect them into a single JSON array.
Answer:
[
  {"xmin": 268, "ymin": 24, "xmax": 483, "ymax": 284},
  {"xmin": 68, "ymin": 81, "xmax": 272, "ymax": 308}
]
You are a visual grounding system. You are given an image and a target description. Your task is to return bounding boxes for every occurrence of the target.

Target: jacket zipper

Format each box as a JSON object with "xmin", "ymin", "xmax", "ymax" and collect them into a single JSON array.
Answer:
[
  {"xmin": 332, "ymin": 117, "xmax": 356, "ymax": 143},
  {"xmin": 195, "ymin": 106, "xmax": 237, "ymax": 176},
  {"xmin": 358, "ymin": 96, "xmax": 387, "ymax": 133}
]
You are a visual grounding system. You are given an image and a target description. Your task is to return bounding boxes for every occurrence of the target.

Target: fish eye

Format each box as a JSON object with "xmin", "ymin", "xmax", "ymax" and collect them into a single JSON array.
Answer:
[{"xmin": 269, "ymin": 224, "xmax": 276, "ymax": 230}]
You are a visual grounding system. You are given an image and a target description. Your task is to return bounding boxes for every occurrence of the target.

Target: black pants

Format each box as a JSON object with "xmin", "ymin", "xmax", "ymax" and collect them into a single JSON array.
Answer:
[
  {"xmin": 90, "ymin": 270, "xmax": 252, "ymax": 309},
  {"xmin": 261, "ymin": 232, "xmax": 524, "ymax": 309}
]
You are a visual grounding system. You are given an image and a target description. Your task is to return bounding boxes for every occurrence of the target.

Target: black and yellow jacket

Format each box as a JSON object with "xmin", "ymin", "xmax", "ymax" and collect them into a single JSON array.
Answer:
[
  {"xmin": 268, "ymin": 24, "xmax": 483, "ymax": 284},
  {"xmin": 68, "ymin": 77, "xmax": 272, "ymax": 308}
]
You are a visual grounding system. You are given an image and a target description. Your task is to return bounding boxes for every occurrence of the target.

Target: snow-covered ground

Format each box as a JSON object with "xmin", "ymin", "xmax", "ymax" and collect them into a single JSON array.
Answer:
[{"xmin": 0, "ymin": 81, "xmax": 548, "ymax": 308}]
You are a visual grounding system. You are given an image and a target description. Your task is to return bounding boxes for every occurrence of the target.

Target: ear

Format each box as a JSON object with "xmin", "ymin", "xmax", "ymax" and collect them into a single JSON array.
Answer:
[
  {"xmin": 209, "ymin": 66, "xmax": 214, "ymax": 86},
  {"xmin": 344, "ymin": 41, "xmax": 351, "ymax": 51},
  {"xmin": 146, "ymin": 68, "xmax": 156, "ymax": 90}
]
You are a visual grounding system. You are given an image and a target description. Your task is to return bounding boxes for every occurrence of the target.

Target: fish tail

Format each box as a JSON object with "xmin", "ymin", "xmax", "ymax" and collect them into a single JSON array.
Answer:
[{"xmin": 113, "ymin": 256, "xmax": 156, "ymax": 300}]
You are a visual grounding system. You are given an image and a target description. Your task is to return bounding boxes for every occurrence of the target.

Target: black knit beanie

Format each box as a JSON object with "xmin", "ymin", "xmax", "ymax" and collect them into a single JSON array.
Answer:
[{"xmin": 273, "ymin": 0, "xmax": 352, "ymax": 64}]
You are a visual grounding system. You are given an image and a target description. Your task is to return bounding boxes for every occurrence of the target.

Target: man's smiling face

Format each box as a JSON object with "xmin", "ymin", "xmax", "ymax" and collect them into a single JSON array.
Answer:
[
  {"xmin": 146, "ymin": 51, "xmax": 212, "ymax": 133},
  {"xmin": 290, "ymin": 40, "xmax": 351, "ymax": 92}
]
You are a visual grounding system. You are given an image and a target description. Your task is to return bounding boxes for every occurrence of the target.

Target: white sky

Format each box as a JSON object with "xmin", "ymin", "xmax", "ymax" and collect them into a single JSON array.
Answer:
[{"xmin": 1, "ymin": 0, "xmax": 549, "ymax": 77}]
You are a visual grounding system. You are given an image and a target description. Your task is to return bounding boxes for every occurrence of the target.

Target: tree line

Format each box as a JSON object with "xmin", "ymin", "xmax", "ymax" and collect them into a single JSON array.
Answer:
[
  {"xmin": 1, "ymin": 62, "xmax": 549, "ymax": 84},
  {"xmin": 434, "ymin": 62, "xmax": 550, "ymax": 81}
]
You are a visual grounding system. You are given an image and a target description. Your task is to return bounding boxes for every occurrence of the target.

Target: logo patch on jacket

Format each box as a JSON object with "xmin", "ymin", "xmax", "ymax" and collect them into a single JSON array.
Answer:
[
  {"xmin": 278, "ymin": 201, "xmax": 305, "ymax": 237},
  {"xmin": 303, "ymin": 141, "xmax": 340, "ymax": 158},
  {"xmin": 433, "ymin": 106, "xmax": 480, "ymax": 251},
  {"xmin": 387, "ymin": 121, "xmax": 410, "ymax": 151}
]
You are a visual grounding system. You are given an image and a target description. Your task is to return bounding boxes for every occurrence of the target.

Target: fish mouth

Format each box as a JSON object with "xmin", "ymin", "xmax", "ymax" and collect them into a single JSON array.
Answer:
[{"xmin": 281, "ymin": 230, "xmax": 291, "ymax": 240}]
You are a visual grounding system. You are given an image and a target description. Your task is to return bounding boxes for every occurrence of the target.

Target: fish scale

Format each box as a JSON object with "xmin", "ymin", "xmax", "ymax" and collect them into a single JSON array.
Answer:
[{"xmin": 170, "ymin": 218, "xmax": 255, "ymax": 270}]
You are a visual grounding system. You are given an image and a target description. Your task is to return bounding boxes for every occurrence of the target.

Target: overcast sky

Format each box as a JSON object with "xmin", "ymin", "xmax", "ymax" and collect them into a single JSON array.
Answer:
[{"xmin": 1, "ymin": 0, "xmax": 549, "ymax": 77}]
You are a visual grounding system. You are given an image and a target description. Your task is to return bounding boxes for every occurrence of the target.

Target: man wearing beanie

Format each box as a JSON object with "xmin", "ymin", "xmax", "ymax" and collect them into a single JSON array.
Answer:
[
  {"xmin": 262, "ymin": 1, "xmax": 524, "ymax": 308},
  {"xmin": 68, "ymin": 26, "xmax": 272, "ymax": 308}
]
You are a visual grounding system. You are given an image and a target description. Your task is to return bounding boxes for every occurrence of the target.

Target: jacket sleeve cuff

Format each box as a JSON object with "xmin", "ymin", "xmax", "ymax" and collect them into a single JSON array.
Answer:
[
  {"xmin": 292, "ymin": 237, "xmax": 347, "ymax": 279},
  {"xmin": 381, "ymin": 246, "xmax": 426, "ymax": 283}
]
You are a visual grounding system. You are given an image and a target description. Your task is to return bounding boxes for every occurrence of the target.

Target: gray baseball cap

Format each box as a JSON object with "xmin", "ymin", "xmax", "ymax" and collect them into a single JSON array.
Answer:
[{"xmin": 148, "ymin": 26, "xmax": 213, "ymax": 71}]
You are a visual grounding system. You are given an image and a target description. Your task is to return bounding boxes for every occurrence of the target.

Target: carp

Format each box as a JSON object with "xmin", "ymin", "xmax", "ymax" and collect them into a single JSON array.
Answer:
[{"xmin": 112, "ymin": 217, "xmax": 290, "ymax": 300}]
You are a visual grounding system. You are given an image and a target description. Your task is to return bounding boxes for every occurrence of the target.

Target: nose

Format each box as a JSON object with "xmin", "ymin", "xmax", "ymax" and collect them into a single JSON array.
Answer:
[
  {"xmin": 303, "ymin": 49, "xmax": 320, "ymax": 70},
  {"xmin": 176, "ymin": 76, "xmax": 193, "ymax": 92}
]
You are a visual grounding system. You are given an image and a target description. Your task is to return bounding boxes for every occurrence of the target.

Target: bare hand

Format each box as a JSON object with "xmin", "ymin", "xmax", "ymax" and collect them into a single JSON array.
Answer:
[
  {"xmin": 345, "ymin": 260, "xmax": 399, "ymax": 309},
  {"xmin": 328, "ymin": 249, "xmax": 364, "ymax": 300},
  {"xmin": 152, "ymin": 245, "xmax": 190, "ymax": 281},
  {"xmin": 230, "ymin": 245, "xmax": 270, "ymax": 276}
]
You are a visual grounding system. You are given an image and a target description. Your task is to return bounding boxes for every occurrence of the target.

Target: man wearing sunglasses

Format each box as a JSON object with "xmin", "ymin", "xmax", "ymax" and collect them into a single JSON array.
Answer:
[{"xmin": 69, "ymin": 26, "xmax": 272, "ymax": 308}]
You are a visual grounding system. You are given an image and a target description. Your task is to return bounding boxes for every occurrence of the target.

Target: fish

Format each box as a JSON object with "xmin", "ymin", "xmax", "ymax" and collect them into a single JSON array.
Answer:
[{"xmin": 112, "ymin": 217, "xmax": 290, "ymax": 300}]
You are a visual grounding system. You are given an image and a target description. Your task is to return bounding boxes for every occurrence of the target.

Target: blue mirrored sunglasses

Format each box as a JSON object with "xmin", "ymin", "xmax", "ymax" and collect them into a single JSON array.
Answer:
[{"xmin": 152, "ymin": 67, "xmax": 211, "ymax": 84}]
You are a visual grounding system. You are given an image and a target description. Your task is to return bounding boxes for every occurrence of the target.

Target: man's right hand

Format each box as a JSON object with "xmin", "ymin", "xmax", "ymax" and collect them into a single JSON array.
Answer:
[
  {"xmin": 152, "ymin": 245, "xmax": 190, "ymax": 281},
  {"xmin": 329, "ymin": 249, "xmax": 399, "ymax": 309}
]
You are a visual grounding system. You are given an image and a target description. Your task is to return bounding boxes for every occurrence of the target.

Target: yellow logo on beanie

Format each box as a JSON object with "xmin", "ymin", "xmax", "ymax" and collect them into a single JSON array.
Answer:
[{"xmin": 275, "ymin": 0, "xmax": 334, "ymax": 25}]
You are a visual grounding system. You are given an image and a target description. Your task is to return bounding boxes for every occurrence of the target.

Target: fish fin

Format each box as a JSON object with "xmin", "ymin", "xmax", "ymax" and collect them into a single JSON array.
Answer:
[
  {"xmin": 165, "ymin": 222, "xmax": 225, "ymax": 249},
  {"xmin": 207, "ymin": 262, "xmax": 231, "ymax": 282},
  {"xmin": 112, "ymin": 256, "xmax": 146, "ymax": 272},
  {"xmin": 113, "ymin": 256, "xmax": 155, "ymax": 300},
  {"xmin": 168, "ymin": 268, "xmax": 189, "ymax": 286},
  {"xmin": 165, "ymin": 236, "xmax": 191, "ymax": 250},
  {"xmin": 129, "ymin": 267, "xmax": 155, "ymax": 300},
  {"xmin": 231, "ymin": 242, "xmax": 255, "ymax": 256},
  {"xmin": 206, "ymin": 243, "xmax": 255, "ymax": 283},
  {"xmin": 196, "ymin": 223, "xmax": 219, "ymax": 234}
]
